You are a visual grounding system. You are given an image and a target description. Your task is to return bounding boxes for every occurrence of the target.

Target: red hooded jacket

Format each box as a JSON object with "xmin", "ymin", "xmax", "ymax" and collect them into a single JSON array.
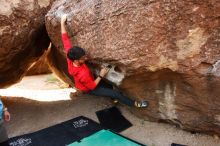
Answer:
[{"xmin": 62, "ymin": 33, "xmax": 97, "ymax": 92}]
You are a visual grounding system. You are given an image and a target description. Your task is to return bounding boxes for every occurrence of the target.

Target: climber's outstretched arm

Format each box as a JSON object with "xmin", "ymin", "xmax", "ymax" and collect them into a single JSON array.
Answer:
[
  {"xmin": 61, "ymin": 14, "xmax": 67, "ymax": 34},
  {"xmin": 60, "ymin": 14, "xmax": 72, "ymax": 53}
]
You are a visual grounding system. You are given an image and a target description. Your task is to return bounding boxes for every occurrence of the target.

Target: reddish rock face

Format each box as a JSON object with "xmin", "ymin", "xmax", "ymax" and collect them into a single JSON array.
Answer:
[
  {"xmin": 45, "ymin": 0, "xmax": 220, "ymax": 135},
  {"xmin": 0, "ymin": 0, "xmax": 52, "ymax": 88},
  {"xmin": 26, "ymin": 52, "xmax": 51, "ymax": 76}
]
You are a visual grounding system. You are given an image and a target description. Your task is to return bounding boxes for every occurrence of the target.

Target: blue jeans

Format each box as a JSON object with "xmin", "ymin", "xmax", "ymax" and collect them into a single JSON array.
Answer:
[
  {"xmin": 0, "ymin": 119, "xmax": 8, "ymax": 143},
  {"xmin": 88, "ymin": 80, "xmax": 135, "ymax": 107}
]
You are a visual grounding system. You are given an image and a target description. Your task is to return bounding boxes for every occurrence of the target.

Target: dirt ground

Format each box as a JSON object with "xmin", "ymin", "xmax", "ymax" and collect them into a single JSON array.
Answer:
[{"xmin": 0, "ymin": 74, "xmax": 220, "ymax": 146}]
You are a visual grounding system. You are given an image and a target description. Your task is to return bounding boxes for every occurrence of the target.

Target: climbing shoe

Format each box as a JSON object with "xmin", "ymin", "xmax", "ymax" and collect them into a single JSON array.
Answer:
[
  {"xmin": 113, "ymin": 99, "xmax": 119, "ymax": 104},
  {"xmin": 111, "ymin": 98, "xmax": 119, "ymax": 104},
  {"xmin": 135, "ymin": 101, "xmax": 149, "ymax": 108}
]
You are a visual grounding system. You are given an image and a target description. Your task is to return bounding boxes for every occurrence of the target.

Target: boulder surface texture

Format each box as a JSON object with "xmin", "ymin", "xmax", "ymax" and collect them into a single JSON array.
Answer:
[
  {"xmin": 46, "ymin": 0, "xmax": 220, "ymax": 135},
  {"xmin": 26, "ymin": 52, "xmax": 51, "ymax": 76},
  {"xmin": 0, "ymin": 0, "xmax": 52, "ymax": 87}
]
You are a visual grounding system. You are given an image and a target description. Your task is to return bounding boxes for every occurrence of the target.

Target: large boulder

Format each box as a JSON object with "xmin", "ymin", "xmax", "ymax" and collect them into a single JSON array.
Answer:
[
  {"xmin": 0, "ymin": 0, "xmax": 53, "ymax": 88},
  {"xmin": 45, "ymin": 0, "xmax": 220, "ymax": 135}
]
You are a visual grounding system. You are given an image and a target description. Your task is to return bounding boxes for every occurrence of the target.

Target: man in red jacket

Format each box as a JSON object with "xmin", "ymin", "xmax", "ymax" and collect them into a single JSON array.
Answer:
[{"xmin": 61, "ymin": 14, "xmax": 148, "ymax": 108}]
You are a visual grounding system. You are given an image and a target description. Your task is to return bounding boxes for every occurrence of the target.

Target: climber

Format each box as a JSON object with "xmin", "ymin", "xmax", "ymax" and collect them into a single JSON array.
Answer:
[
  {"xmin": 0, "ymin": 98, "xmax": 10, "ymax": 143},
  {"xmin": 60, "ymin": 14, "xmax": 148, "ymax": 108}
]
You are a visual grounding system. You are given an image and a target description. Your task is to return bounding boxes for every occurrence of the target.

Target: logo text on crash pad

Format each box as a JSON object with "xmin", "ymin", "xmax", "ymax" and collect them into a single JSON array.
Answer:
[{"xmin": 73, "ymin": 119, "xmax": 89, "ymax": 128}]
